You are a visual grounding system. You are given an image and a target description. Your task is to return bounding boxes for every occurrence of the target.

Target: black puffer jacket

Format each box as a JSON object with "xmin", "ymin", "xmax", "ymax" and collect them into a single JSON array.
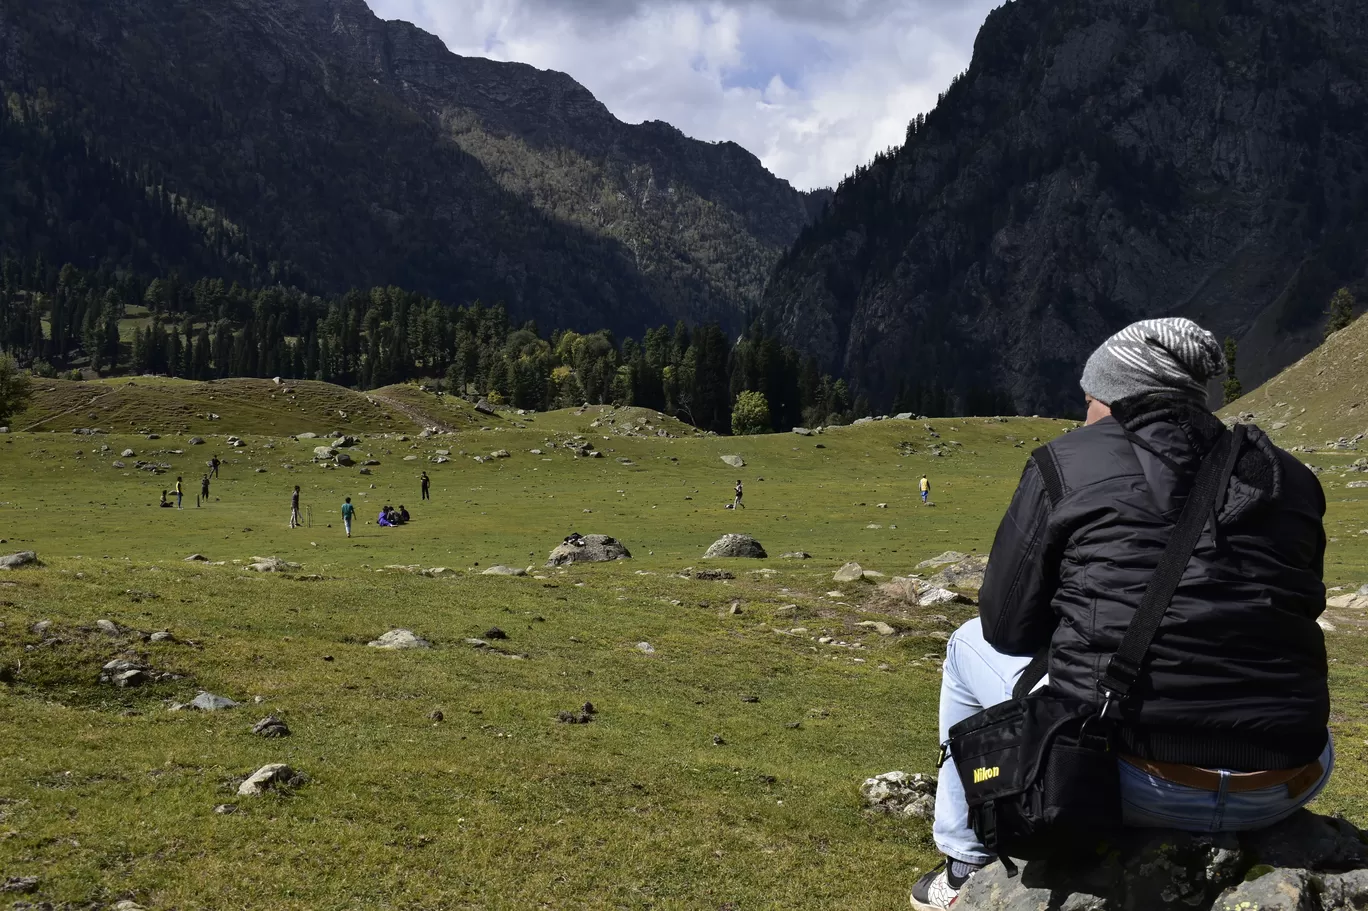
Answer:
[{"xmin": 979, "ymin": 396, "xmax": 1329, "ymax": 771}]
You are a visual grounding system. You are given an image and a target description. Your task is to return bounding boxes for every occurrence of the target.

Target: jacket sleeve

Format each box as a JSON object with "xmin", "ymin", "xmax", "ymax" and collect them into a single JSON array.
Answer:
[{"xmin": 979, "ymin": 458, "xmax": 1064, "ymax": 657}]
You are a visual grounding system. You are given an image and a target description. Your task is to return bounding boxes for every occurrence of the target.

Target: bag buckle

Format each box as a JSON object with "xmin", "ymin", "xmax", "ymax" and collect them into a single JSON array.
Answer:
[
  {"xmin": 937, "ymin": 741, "xmax": 950, "ymax": 769},
  {"xmin": 1098, "ymin": 691, "xmax": 1120, "ymax": 722}
]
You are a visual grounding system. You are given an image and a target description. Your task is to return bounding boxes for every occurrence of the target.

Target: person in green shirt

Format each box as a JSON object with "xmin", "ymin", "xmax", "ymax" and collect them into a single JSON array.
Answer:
[{"xmin": 341, "ymin": 497, "xmax": 355, "ymax": 538}]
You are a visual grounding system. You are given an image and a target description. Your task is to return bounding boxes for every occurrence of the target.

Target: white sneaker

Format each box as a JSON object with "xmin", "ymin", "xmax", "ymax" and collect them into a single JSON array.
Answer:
[{"xmin": 910, "ymin": 867, "xmax": 960, "ymax": 910}]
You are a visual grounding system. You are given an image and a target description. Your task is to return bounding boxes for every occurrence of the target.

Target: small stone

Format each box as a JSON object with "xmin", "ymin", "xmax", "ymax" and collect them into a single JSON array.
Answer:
[
  {"xmin": 252, "ymin": 716, "xmax": 291, "ymax": 738},
  {"xmin": 429, "ymin": 710, "xmax": 444, "ymax": 722},
  {"xmin": 712, "ymin": 734, "xmax": 726, "ymax": 746},
  {"xmin": 485, "ymin": 627, "xmax": 509, "ymax": 640},
  {"xmin": 190, "ymin": 692, "xmax": 240, "ymax": 712},
  {"xmin": 636, "ymin": 642, "xmax": 656, "ymax": 655},
  {"xmin": 833, "ymin": 562, "xmax": 865, "ymax": 583},
  {"xmin": 237, "ymin": 763, "xmax": 305, "ymax": 797},
  {"xmin": 184, "ymin": 554, "xmax": 209, "ymax": 562},
  {"xmin": 213, "ymin": 804, "xmax": 238, "ymax": 815},
  {"xmin": 95, "ymin": 618, "xmax": 120, "ymax": 636},
  {"xmin": 858, "ymin": 621, "xmax": 898, "ymax": 636}
]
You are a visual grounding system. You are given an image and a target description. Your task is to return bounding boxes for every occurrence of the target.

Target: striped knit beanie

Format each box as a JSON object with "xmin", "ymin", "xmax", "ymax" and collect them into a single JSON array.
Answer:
[{"xmin": 1080, "ymin": 318, "xmax": 1227, "ymax": 405}]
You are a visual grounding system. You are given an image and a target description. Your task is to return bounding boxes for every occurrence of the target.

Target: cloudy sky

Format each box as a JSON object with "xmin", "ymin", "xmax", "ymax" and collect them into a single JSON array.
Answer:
[{"xmin": 364, "ymin": 0, "xmax": 1001, "ymax": 190}]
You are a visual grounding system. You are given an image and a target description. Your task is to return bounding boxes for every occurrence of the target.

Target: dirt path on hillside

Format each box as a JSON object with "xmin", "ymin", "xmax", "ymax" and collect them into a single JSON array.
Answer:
[{"xmin": 367, "ymin": 393, "xmax": 458, "ymax": 434}]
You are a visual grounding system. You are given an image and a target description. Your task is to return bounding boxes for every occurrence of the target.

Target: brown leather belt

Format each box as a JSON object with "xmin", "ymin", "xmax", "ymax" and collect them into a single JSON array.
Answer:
[{"xmin": 1121, "ymin": 756, "xmax": 1324, "ymax": 800}]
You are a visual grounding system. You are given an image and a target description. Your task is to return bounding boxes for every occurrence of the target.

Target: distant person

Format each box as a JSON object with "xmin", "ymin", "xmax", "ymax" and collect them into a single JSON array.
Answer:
[
  {"xmin": 174, "ymin": 476, "xmax": 183, "ymax": 509},
  {"xmin": 398, "ymin": 505, "xmax": 411, "ymax": 524},
  {"xmin": 920, "ymin": 475, "xmax": 931, "ymax": 505},
  {"xmin": 564, "ymin": 532, "xmax": 586, "ymax": 547},
  {"xmin": 209, "ymin": 455, "xmax": 220, "ymax": 479},
  {"xmin": 733, "ymin": 480, "xmax": 745, "ymax": 509},
  {"xmin": 290, "ymin": 486, "xmax": 302, "ymax": 529},
  {"xmin": 341, "ymin": 497, "xmax": 356, "ymax": 537},
  {"xmin": 159, "ymin": 490, "xmax": 172, "ymax": 508},
  {"xmin": 421, "ymin": 472, "xmax": 431, "ymax": 501},
  {"xmin": 200, "ymin": 474, "xmax": 210, "ymax": 506}
]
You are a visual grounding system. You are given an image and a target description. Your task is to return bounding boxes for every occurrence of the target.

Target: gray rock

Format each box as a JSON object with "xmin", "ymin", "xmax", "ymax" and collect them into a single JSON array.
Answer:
[
  {"xmin": 475, "ymin": 400, "xmax": 497, "ymax": 416},
  {"xmin": 491, "ymin": 449, "xmax": 511, "ymax": 459},
  {"xmin": 297, "ymin": 432, "xmax": 318, "ymax": 440},
  {"xmin": 955, "ymin": 812, "xmax": 1368, "ymax": 911},
  {"xmin": 703, "ymin": 534, "xmax": 767, "ymax": 559},
  {"xmin": 185, "ymin": 554, "xmax": 209, "ymax": 562},
  {"xmin": 683, "ymin": 568, "xmax": 735, "ymax": 581},
  {"xmin": 368, "ymin": 629, "xmax": 432, "ymax": 650},
  {"xmin": 334, "ymin": 452, "xmax": 355, "ymax": 467},
  {"xmin": 636, "ymin": 642, "xmax": 656, "ymax": 655},
  {"xmin": 916, "ymin": 550, "xmax": 969, "ymax": 570},
  {"xmin": 121, "ymin": 449, "xmax": 136, "ymax": 458},
  {"xmin": 860, "ymin": 771, "xmax": 936, "ymax": 819},
  {"xmin": 546, "ymin": 534, "xmax": 632, "ymax": 567},
  {"xmin": 31, "ymin": 620, "xmax": 52, "ymax": 636},
  {"xmin": 332, "ymin": 435, "xmax": 359, "ymax": 448},
  {"xmin": 0, "ymin": 551, "xmax": 38, "ymax": 570},
  {"xmin": 95, "ymin": 619, "xmax": 120, "ymax": 636},
  {"xmin": 252, "ymin": 716, "xmax": 291, "ymax": 738},
  {"xmin": 247, "ymin": 556, "xmax": 301, "ymax": 573},
  {"xmin": 781, "ymin": 551, "xmax": 813, "ymax": 560},
  {"xmin": 721, "ymin": 454, "xmax": 746, "ymax": 468},
  {"xmin": 482, "ymin": 566, "xmax": 528, "ymax": 577},
  {"xmin": 313, "ymin": 446, "xmax": 339, "ymax": 460},
  {"xmin": 792, "ymin": 427, "xmax": 814, "ymax": 436},
  {"xmin": 149, "ymin": 630, "xmax": 175, "ymax": 643},
  {"xmin": 190, "ymin": 692, "xmax": 240, "ymax": 712},
  {"xmin": 1, "ymin": 877, "xmax": 39, "ymax": 894},
  {"xmin": 858, "ymin": 621, "xmax": 898, "ymax": 636},
  {"xmin": 237, "ymin": 763, "xmax": 305, "ymax": 797},
  {"xmin": 927, "ymin": 554, "xmax": 990, "ymax": 592},
  {"xmin": 188, "ymin": 437, "xmax": 205, "ymax": 445},
  {"xmin": 113, "ymin": 461, "xmax": 126, "ymax": 468},
  {"xmin": 833, "ymin": 562, "xmax": 866, "ymax": 583},
  {"xmin": 114, "ymin": 669, "xmax": 150, "ymax": 688}
]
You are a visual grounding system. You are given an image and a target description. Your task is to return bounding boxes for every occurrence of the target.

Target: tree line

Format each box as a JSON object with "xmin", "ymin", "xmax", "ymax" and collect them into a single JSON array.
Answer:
[{"xmin": 0, "ymin": 252, "xmax": 912, "ymax": 434}]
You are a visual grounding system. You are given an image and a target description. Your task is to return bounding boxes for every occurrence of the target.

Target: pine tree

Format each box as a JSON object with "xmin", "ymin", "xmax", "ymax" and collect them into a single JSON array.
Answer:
[
  {"xmin": 1222, "ymin": 338, "xmax": 1243, "ymax": 405},
  {"xmin": 1326, "ymin": 288, "xmax": 1356, "ymax": 338}
]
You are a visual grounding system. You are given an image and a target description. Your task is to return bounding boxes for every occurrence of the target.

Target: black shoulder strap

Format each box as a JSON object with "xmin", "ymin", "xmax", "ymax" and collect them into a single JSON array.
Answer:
[
  {"xmin": 1098, "ymin": 424, "xmax": 1246, "ymax": 711},
  {"xmin": 1031, "ymin": 445, "xmax": 1065, "ymax": 506}
]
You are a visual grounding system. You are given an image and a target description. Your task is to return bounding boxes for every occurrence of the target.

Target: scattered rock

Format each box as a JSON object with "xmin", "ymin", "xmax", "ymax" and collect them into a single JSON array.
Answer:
[
  {"xmin": 252, "ymin": 716, "xmax": 291, "ymax": 738},
  {"xmin": 861, "ymin": 771, "xmax": 936, "ymax": 819},
  {"xmin": 858, "ymin": 621, "xmax": 898, "ymax": 636},
  {"xmin": 475, "ymin": 400, "xmax": 497, "ymax": 416},
  {"xmin": 682, "ymin": 568, "xmax": 735, "ymax": 581},
  {"xmin": 833, "ymin": 562, "xmax": 866, "ymax": 583},
  {"xmin": 237, "ymin": 763, "xmax": 306, "ymax": 797},
  {"xmin": 121, "ymin": 448, "xmax": 136, "ymax": 458},
  {"xmin": 955, "ymin": 811, "xmax": 1368, "ymax": 911},
  {"xmin": 246, "ymin": 556, "xmax": 302, "ymax": 573},
  {"xmin": 313, "ymin": 446, "xmax": 339, "ymax": 460},
  {"xmin": 367, "ymin": 629, "xmax": 432, "ymax": 650},
  {"xmin": 485, "ymin": 628, "xmax": 508, "ymax": 640},
  {"xmin": 482, "ymin": 566, "xmax": 528, "ymax": 577},
  {"xmin": 189, "ymin": 437, "xmax": 205, "ymax": 445},
  {"xmin": 916, "ymin": 551, "xmax": 969, "ymax": 570},
  {"xmin": 31, "ymin": 620, "xmax": 52, "ymax": 636},
  {"xmin": 781, "ymin": 551, "xmax": 812, "ymax": 560},
  {"xmin": 741, "ymin": 695, "xmax": 760, "ymax": 703},
  {"xmin": 875, "ymin": 577, "xmax": 973, "ymax": 608},
  {"xmin": 491, "ymin": 449, "xmax": 511, "ymax": 459},
  {"xmin": 1, "ymin": 877, "xmax": 39, "ymax": 894},
  {"xmin": 927, "ymin": 554, "xmax": 990, "ymax": 592},
  {"xmin": 0, "ymin": 551, "xmax": 39, "ymax": 571},
  {"xmin": 213, "ymin": 804, "xmax": 238, "ymax": 815},
  {"xmin": 185, "ymin": 554, "xmax": 210, "ymax": 562},
  {"xmin": 95, "ymin": 619, "xmax": 121, "ymax": 636},
  {"xmin": 149, "ymin": 630, "xmax": 175, "ymax": 643},
  {"xmin": 428, "ymin": 710, "xmax": 444, "ymax": 722},
  {"xmin": 703, "ymin": 534, "xmax": 767, "ymax": 559},
  {"xmin": 721, "ymin": 454, "xmax": 746, "ymax": 468},
  {"xmin": 636, "ymin": 642, "xmax": 656, "ymax": 655},
  {"xmin": 557, "ymin": 710, "xmax": 594, "ymax": 724},
  {"xmin": 546, "ymin": 534, "xmax": 632, "ymax": 567},
  {"xmin": 189, "ymin": 692, "xmax": 240, "ymax": 712}
]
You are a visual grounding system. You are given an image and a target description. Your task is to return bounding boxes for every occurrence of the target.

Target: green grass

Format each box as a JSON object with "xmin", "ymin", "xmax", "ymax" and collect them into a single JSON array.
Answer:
[{"xmin": 1, "ymin": 393, "xmax": 1366, "ymax": 910}]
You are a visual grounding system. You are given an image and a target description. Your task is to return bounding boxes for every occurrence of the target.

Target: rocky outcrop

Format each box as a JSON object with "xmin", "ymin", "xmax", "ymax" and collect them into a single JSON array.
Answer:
[
  {"xmin": 367, "ymin": 629, "xmax": 432, "ymax": 650},
  {"xmin": 958, "ymin": 812, "xmax": 1368, "ymax": 911},
  {"xmin": 763, "ymin": 0, "xmax": 1368, "ymax": 414},
  {"xmin": 545, "ymin": 535, "xmax": 632, "ymax": 567},
  {"xmin": 0, "ymin": 552, "xmax": 38, "ymax": 570}
]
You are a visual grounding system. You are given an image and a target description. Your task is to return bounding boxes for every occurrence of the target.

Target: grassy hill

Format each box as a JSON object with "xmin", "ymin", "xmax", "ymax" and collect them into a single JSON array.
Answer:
[
  {"xmin": 1226, "ymin": 315, "xmax": 1368, "ymax": 448},
  {"xmin": 2, "ymin": 382, "xmax": 1367, "ymax": 909}
]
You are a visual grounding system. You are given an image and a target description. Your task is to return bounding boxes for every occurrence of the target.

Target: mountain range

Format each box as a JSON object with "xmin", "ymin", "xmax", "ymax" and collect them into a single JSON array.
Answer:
[
  {"xmin": 761, "ymin": 0, "xmax": 1368, "ymax": 415},
  {"xmin": 0, "ymin": 0, "xmax": 827, "ymax": 338}
]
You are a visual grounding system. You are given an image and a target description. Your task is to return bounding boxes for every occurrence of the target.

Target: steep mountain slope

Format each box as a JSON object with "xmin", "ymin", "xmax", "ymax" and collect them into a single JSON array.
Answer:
[
  {"xmin": 0, "ymin": 0, "xmax": 826, "ymax": 336},
  {"xmin": 762, "ymin": 0, "xmax": 1368, "ymax": 415},
  {"xmin": 1224, "ymin": 314, "xmax": 1368, "ymax": 449}
]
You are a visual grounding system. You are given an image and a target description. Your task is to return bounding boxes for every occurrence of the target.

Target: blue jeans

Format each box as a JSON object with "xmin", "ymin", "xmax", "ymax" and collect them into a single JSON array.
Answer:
[{"xmin": 934, "ymin": 619, "xmax": 1334, "ymax": 865}]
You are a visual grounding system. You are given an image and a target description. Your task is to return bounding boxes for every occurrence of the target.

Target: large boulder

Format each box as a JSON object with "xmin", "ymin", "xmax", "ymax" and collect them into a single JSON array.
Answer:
[
  {"xmin": 875, "ymin": 577, "xmax": 973, "ymax": 608},
  {"xmin": 957, "ymin": 811, "xmax": 1368, "ymax": 911},
  {"xmin": 545, "ymin": 535, "xmax": 632, "ymax": 567},
  {"xmin": 721, "ymin": 454, "xmax": 745, "ymax": 469},
  {"xmin": 833, "ymin": 562, "xmax": 866, "ymax": 583},
  {"xmin": 704, "ymin": 534, "xmax": 767, "ymax": 559},
  {"xmin": 313, "ymin": 446, "xmax": 339, "ymax": 460},
  {"xmin": 0, "ymin": 552, "xmax": 39, "ymax": 571}
]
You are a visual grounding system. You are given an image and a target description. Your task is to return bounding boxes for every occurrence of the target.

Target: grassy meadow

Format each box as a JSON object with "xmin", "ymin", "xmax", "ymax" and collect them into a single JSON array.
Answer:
[{"xmin": 2, "ymin": 380, "xmax": 1367, "ymax": 910}]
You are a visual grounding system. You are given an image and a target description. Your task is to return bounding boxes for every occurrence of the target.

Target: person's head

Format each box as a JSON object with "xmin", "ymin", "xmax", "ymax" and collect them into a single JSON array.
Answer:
[
  {"xmin": 294, "ymin": 485, "xmax": 300, "ymax": 493},
  {"xmin": 177, "ymin": 476, "xmax": 182, "ymax": 482},
  {"xmin": 345, "ymin": 497, "xmax": 351, "ymax": 504},
  {"xmin": 1080, "ymin": 318, "xmax": 1226, "ymax": 422}
]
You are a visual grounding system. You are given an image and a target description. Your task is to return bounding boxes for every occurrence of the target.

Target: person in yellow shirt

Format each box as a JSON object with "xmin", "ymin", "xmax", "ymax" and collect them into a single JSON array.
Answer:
[
  {"xmin": 920, "ymin": 475, "xmax": 931, "ymax": 505},
  {"xmin": 174, "ymin": 476, "xmax": 184, "ymax": 510}
]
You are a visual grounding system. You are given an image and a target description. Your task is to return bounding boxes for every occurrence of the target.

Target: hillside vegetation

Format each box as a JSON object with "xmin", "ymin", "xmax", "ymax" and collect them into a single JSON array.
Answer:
[{"xmin": 1226, "ymin": 315, "xmax": 1368, "ymax": 448}]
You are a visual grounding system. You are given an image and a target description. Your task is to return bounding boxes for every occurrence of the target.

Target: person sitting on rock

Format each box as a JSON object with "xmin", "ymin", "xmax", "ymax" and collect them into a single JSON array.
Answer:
[
  {"xmin": 912, "ymin": 318, "xmax": 1333, "ymax": 910},
  {"xmin": 563, "ymin": 532, "xmax": 586, "ymax": 547}
]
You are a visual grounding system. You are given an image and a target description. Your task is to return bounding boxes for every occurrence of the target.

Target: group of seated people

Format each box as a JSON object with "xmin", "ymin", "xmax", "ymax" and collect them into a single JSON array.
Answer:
[{"xmin": 377, "ymin": 505, "xmax": 411, "ymax": 527}]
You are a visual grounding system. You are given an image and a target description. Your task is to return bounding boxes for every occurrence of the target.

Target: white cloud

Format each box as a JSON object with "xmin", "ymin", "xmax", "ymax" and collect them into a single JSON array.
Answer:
[{"xmin": 365, "ymin": 0, "xmax": 1000, "ymax": 190}]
